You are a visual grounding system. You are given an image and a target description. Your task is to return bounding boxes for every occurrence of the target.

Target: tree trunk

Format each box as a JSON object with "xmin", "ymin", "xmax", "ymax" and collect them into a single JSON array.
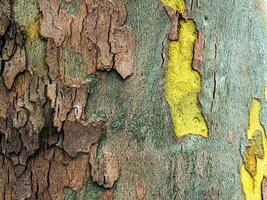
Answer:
[{"xmin": 0, "ymin": 0, "xmax": 267, "ymax": 199}]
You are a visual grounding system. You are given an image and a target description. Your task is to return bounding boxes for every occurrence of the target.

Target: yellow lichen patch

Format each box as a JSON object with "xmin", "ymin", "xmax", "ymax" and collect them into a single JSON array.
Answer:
[
  {"xmin": 164, "ymin": 19, "xmax": 208, "ymax": 138},
  {"xmin": 27, "ymin": 17, "xmax": 40, "ymax": 41},
  {"xmin": 161, "ymin": 0, "xmax": 186, "ymax": 14},
  {"xmin": 265, "ymin": 86, "xmax": 267, "ymax": 101},
  {"xmin": 244, "ymin": 131, "xmax": 264, "ymax": 177},
  {"xmin": 240, "ymin": 99, "xmax": 267, "ymax": 200}
]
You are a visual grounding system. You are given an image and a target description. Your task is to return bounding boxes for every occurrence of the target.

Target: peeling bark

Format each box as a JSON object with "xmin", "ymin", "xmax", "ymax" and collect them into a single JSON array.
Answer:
[
  {"xmin": 1, "ymin": 13, "xmax": 26, "ymax": 89},
  {"xmin": 192, "ymin": 32, "xmax": 204, "ymax": 71},
  {"xmin": 63, "ymin": 121, "xmax": 104, "ymax": 157},
  {"xmin": 90, "ymin": 144, "xmax": 120, "ymax": 189},
  {"xmin": 263, "ymin": 176, "xmax": 267, "ymax": 200},
  {"xmin": 164, "ymin": 6, "xmax": 179, "ymax": 41},
  {"xmin": 0, "ymin": 120, "xmax": 119, "ymax": 199},
  {"xmin": 39, "ymin": 0, "xmax": 135, "ymax": 79},
  {"xmin": 0, "ymin": 0, "xmax": 134, "ymax": 198}
]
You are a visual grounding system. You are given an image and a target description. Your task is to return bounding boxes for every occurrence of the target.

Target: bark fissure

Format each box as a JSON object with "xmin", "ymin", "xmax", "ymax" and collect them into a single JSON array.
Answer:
[{"xmin": 211, "ymin": 71, "xmax": 217, "ymax": 113}]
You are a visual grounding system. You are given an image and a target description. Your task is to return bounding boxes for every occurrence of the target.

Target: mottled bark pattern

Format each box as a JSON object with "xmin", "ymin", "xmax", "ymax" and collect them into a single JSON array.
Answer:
[
  {"xmin": 0, "ymin": 0, "xmax": 134, "ymax": 199},
  {"xmin": 0, "ymin": 0, "xmax": 26, "ymax": 89},
  {"xmin": 39, "ymin": 0, "xmax": 135, "ymax": 80}
]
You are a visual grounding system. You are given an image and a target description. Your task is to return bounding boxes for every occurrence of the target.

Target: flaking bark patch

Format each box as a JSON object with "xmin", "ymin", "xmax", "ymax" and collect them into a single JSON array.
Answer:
[
  {"xmin": 63, "ymin": 120, "xmax": 104, "ymax": 157},
  {"xmin": 0, "ymin": 15, "xmax": 26, "ymax": 89},
  {"xmin": 164, "ymin": 6, "xmax": 179, "ymax": 41},
  {"xmin": 263, "ymin": 176, "xmax": 267, "ymax": 200},
  {"xmin": 0, "ymin": 0, "xmax": 133, "ymax": 198},
  {"xmin": 39, "ymin": 0, "xmax": 136, "ymax": 80},
  {"xmin": 98, "ymin": 190, "xmax": 113, "ymax": 200},
  {"xmin": 193, "ymin": 32, "xmax": 205, "ymax": 72},
  {"xmin": 90, "ymin": 144, "xmax": 120, "ymax": 189},
  {"xmin": 0, "ymin": 120, "xmax": 117, "ymax": 199}
]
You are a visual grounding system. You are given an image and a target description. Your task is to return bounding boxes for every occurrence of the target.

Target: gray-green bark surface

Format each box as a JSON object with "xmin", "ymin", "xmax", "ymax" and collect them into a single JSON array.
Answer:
[{"xmin": 84, "ymin": 0, "xmax": 267, "ymax": 199}]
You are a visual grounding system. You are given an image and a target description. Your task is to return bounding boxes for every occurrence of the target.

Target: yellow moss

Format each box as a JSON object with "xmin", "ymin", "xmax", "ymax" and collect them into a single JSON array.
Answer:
[
  {"xmin": 164, "ymin": 19, "xmax": 208, "ymax": 138},
  {"xmin": 240, "ymin": 99, "xmax": 267, "ymax": 200},
  {"xmin": 161, "ymin": 0, "xmax": 186, "ymax": 14},
  {"xmin": 27, "ymin": 17, "xmax": 40, "ymax": 41},
  {"xmin": 265, "ymin": 86, "xmax": 267, "ymax": 101}
]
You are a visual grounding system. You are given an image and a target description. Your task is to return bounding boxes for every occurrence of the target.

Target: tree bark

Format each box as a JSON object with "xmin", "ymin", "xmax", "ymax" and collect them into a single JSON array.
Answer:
[{"xmin": 0, "ymin": 0, "xmax": 267, "ymax": 199}]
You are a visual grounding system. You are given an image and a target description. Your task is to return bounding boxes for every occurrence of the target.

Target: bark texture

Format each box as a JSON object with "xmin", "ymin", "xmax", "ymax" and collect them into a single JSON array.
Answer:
[
  {"xmin": 0, "ymin": 0, "xmax": 267, "ymax": 199},
  {"xmin": 0, "ymin": 0, "xmax": 134, "ymax": 199}
]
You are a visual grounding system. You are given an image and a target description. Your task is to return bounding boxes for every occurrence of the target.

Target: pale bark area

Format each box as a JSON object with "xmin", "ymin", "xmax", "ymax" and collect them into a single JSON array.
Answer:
[{"xmin": 0, "ymin": 0, "xmax": 267, "ymax": 200}]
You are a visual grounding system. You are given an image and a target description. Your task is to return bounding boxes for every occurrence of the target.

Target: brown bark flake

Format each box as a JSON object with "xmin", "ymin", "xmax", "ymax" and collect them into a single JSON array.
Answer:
[
  {"xmin": 262, "ymin": 176, "xmax": 267, "ymax": 200},
  {"xmin": 164, "ymin": 6, "xmax": 179, "ymax": 41},
  {"xmin": 135, "ymin": 180, "xmax": 147, "ymax": 200},
  {"xmin": 98, "ymin": 190, "xmax": 113, "ymax": 200},
  {"xmin": 0, "ymin": 0, "xmax": 132, "ymax": 199},
  {"xmin": 39, "ymin": 0, "xmax": 135, "ymax": 80},
  {"xmin": 63, "ymin": 121, "xmax": 104, "ymax": 157},
  {"xmin": 90, "ymin": 144, "xmax": 120, "ymax": 189},
  {"xmin": 193, "ymin": 32, "xmax": 205, "ymax": 72}
]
